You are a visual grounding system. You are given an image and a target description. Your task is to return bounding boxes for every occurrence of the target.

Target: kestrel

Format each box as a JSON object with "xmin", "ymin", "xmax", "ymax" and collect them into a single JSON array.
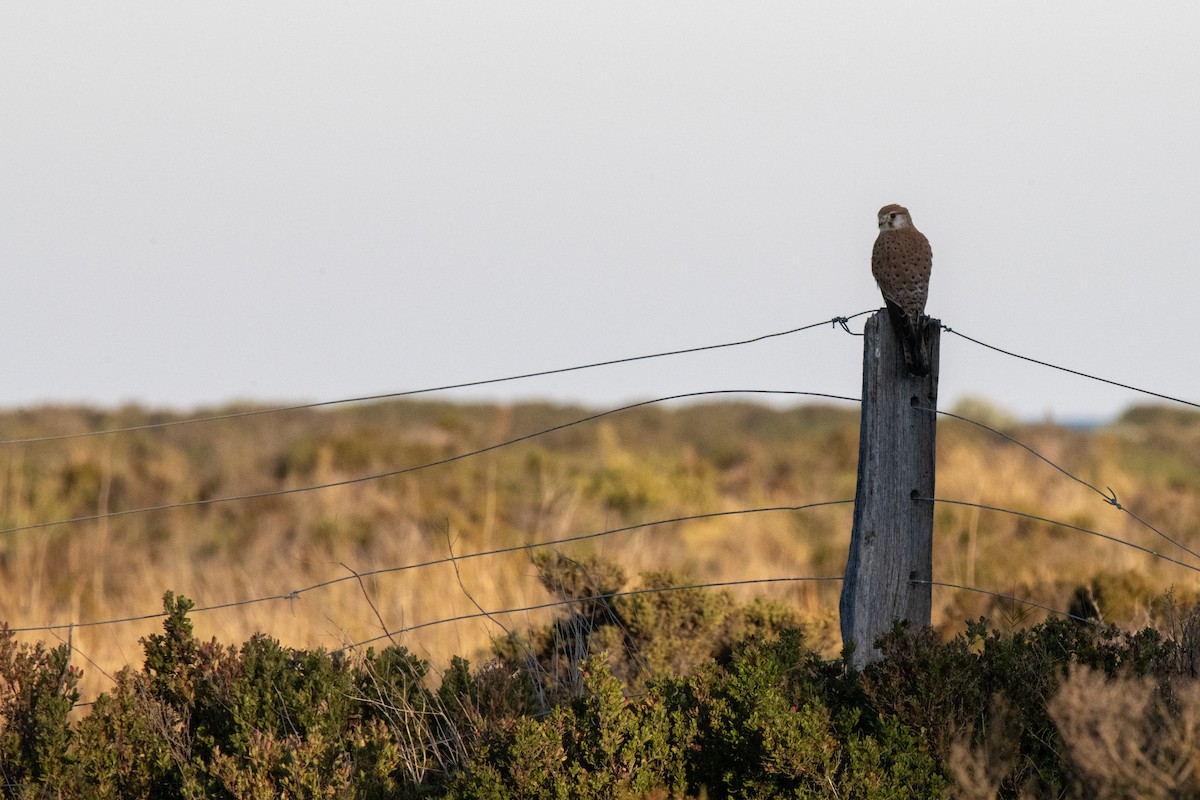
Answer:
[{"xmin": 871, "ymin": 204, "xmax": 933, "ymax": 376}]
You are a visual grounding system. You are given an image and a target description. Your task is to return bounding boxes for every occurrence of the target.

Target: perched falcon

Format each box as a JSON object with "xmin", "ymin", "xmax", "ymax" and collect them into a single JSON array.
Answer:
[{"xmin": 871, "ymin": 204, "xmax": 933, "ymax": 376}]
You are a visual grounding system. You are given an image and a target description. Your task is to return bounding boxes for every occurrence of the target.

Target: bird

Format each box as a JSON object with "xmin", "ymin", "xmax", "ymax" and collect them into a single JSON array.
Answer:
[{"xmin": 871, "ymin": 203, "xmax": 933, "ymax": 376}]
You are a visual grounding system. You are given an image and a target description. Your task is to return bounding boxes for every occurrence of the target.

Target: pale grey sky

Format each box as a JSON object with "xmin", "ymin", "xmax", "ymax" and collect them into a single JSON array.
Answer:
[{"xmin": 2, "ymin": 4, "xmax": 1198, "ymax": 422}]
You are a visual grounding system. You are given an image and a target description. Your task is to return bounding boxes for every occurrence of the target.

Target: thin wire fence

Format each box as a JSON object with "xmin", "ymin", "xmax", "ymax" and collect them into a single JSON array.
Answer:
[
  {"xmin": 927, "ymin": 406, "xmax": 1200, "ymax": 564},
  {"xmin": 56, "ymin": 574, "xmax": 848, "ymax": 710},
  {"xmin": 0, "ymin": 311, "xmax": 875, "ymax": 447},
  {"xmin": 916, "ymin": 497, "xmax": 1200, "ymax": 574},
  {"xmin": 940, "ymin": 324, "xmax": 1200, "ymax": 411},
  {"xmin": 8, "ymin": 501, "xmax": 855, "ymax": 634},
  {"xmin": 0, "ymin": 390, "xmax": 860, "ymax": 537},
  {"xmin": 911, "ymin": 579, "xmax": 1093, "ymax": 626},
  {"xmin": 2, "ymin": 308, "xmax": 1198, "ymax": 714},
  {"xmin": 18, "ymin": 387, "xmax": 1197, "ymax": 639},
  {"xmin": 3, "ymin": 312, "xmax": 1196, "ymax": 448}
]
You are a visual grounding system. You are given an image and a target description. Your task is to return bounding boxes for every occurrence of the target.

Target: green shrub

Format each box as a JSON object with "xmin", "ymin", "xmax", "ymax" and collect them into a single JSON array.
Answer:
[
  {"xmin": 674, "ymin": 629, "xmax": 944, "ymax": 798},
  {"xmin": 501, "ymin": 553, "xmax": 801, "ymax": 701},
  {"xmin": 0, "ymin": 624, "xmax": 81, "ymax": 791},
  {"xmin": 448, "ymin": 653, "xmax": 693, "ymax": 800},
  {"xmin": 865, "ymin": 616, "xmax": 1176, "ymax": 797},
  {"xmin": 8, "ymin": 588, "xmax": 1200, "ymax": 798}
]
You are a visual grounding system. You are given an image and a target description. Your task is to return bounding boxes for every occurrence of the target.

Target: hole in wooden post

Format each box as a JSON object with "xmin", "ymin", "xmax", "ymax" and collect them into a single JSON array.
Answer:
[
  {"xmin": 909, "ymin": 395, "xmax": 919, "ymax": 407},
  {"xmin": 909, "ymin": 570, "xmax": 918, "ymax": 582},
  {"xmin": 910, "ymin": 489, "xmax": 920, "ymax": 501}
]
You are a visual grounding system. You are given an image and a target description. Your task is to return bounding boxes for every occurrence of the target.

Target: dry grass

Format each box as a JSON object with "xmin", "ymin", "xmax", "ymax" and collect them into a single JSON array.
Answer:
[
  {"xmin": 1048, "ymin": 667, "xmax": 1200, "ymax": 797},
  {"xmin": 944, "ymin": 698, "xmax": 1020, "ymax": 800},
  {"xmin": 0, "ymin": 399, "xmax": 1196, "ymax": 705}
]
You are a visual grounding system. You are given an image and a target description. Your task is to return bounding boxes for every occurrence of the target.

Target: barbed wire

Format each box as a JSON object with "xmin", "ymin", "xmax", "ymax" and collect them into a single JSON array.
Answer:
[
  {"xmin": 0, "ymin": 390, "xmax": 859, "ymax": 537},
  {"xmin": 54, "ymin": 569, "xmax": 1120, "ymax": 708},
  {"xmin": 918, "ymin": 497, "xmax": 1200, "ymax": 574},
  {"xmin": 10, "ymin": 314, "xmax": 1192, "ymax": 544},
  {"xmin": 9, "ymin": 440, "xmax": 1191, "ymax": 639},
  {"xmin": 16, "ymin": 315, "xmax": 1200, "ymax": 675},
  {"xmin": 18, "ymin": 309, "xmax": 1200, "ymax": 716},
  {"xmin": 911, "ymin": 579, "xmax": 1092, "ymax": 625},
  {"xmin": 927, "ymin": 407, "xmax": 1200, "ymax": 564},
  {"xmin": 24, "ymin": 493, "xmax": 1177, "ymax": 646},
  {"xmin": 942, "ymin": 324, "xmax": 1200, "ymax": 411},
  {"xmin": 0, "ymin": 311, "xmax": 876, "ymax": 447},
  {"xmin": 8, "ymin": 500, "xmax": 854, "ymax": 634},
  {"xmin": 337, "ymin": 576, "xmax": 844, "ymax": 653}
]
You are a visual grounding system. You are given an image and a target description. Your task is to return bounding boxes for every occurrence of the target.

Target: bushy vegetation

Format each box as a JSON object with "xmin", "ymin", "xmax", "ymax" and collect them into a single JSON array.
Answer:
[
  {"xmin": 0, "ymin": 400, "xmax": 865, "ymax": 702},
  {"xmin": 3, "ymin": 399, "xmax": 1200, "ymax": 795},
  {"xmin": 5, "ymin": 566, "xmax": 1200, "ymax": 797},
  {"xmin": 2, "ymin": 398, "xmax": 1198, "ymax": 708}
]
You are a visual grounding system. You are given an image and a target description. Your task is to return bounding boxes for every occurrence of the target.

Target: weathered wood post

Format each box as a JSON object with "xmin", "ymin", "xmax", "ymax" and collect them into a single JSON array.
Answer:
[{"xmin": 839, "ymin": 312, "xmax": 940, "ymax": 669}]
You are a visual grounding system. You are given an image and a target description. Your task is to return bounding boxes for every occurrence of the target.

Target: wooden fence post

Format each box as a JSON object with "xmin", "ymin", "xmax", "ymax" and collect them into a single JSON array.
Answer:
[{"xmin": 839, "ymin": 311, "xmax": 940, "ymax": 669}]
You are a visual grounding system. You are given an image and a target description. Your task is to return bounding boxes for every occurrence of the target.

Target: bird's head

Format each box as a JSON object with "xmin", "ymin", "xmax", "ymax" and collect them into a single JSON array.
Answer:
[{"xmin": 877, "ymin": 204, "xmax": 912, "ymax": 231}]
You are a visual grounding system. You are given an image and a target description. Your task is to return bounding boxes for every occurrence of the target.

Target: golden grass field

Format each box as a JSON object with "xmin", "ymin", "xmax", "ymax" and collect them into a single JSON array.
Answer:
[{"xmin": 1, "ymin": 398, "xmax": 1198, "ymax": 705}]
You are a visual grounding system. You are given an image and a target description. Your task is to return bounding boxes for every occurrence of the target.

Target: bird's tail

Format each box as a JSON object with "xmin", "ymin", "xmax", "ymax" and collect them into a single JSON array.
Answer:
[
  {"xmin": 905, "ymin": 317, "xmax": 931, "ymax": 377},
  {"xmin": 883, "ymin": 301, "xmax": 931, "ymax": 378}
]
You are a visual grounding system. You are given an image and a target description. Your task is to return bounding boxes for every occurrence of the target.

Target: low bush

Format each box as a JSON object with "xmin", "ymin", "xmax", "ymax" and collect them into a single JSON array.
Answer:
[{"xmin": 3, "ymin": 579, "xmax": 1200, "ymax": 798}]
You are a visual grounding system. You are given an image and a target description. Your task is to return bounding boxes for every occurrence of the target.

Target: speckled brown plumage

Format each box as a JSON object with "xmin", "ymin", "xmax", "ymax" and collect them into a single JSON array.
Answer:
[{"xmin": 871, "ymin": 204, "xmax": 932, "ymax": 376}]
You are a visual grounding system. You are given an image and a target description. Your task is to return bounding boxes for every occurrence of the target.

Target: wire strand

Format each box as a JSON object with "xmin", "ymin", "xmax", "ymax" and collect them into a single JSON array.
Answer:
[
  {"xmin": 0, "ymin": 310, "xmax": 877, "ymax": 447},
  {"xmin": 928, "ymin": 407, "xmax": 1200, "ymax": 564},
  {"xmin": 919, "ymin": 497, "xmax": 1200, "ymax": 574},
  {"xmin": 8, "ymin": 500, "xmax": 854, "ymax": 633},
  {"xmin": 912, "ymin": 579, "xmax": 1093, "ymax": 625},
  {"xmin": 0, "ymin": 390, "xmax": 860, "ymax": 536},
  {"xmin": 942, "ymin": 324, "xmax": 1200, "ymax": 411}
]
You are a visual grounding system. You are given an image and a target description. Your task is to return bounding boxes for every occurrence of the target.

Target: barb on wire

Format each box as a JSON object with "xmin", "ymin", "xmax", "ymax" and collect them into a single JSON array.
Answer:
[
  {"xmin": 912, "ymin": 579, "xmax": 1094, "ymax": 625},
  {"xmin": 832, "ymin": 312, "xmax": 872, "ymax": 336},
  {"xmin": 928, "ymin": 407, "xmax": 1200, "ymax": 563},
  {"xmin": 919, "ymin": 497, "xmax": 1200, "ymax": 574},
  {"xmin": 941, "ymin": 324, "xmax": 1200, "ymax": 411},
  {"xmin": 0, "ymin": 390, "xmax": 860, "ymax": 537},
  {"xmin": 9, "ymin": 500, "xmax": 854, "ymax": 634},
  {"xmin": 0, "ymin": 310, "xmax": 877, "ymax": 447},
  {"xmin": 1101, "ymin": 487, "xmax": 1123, "ymax": 510},
  {"xmin": 338, "ymin": 576, "xmax": 844, "ymax": 653}
]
